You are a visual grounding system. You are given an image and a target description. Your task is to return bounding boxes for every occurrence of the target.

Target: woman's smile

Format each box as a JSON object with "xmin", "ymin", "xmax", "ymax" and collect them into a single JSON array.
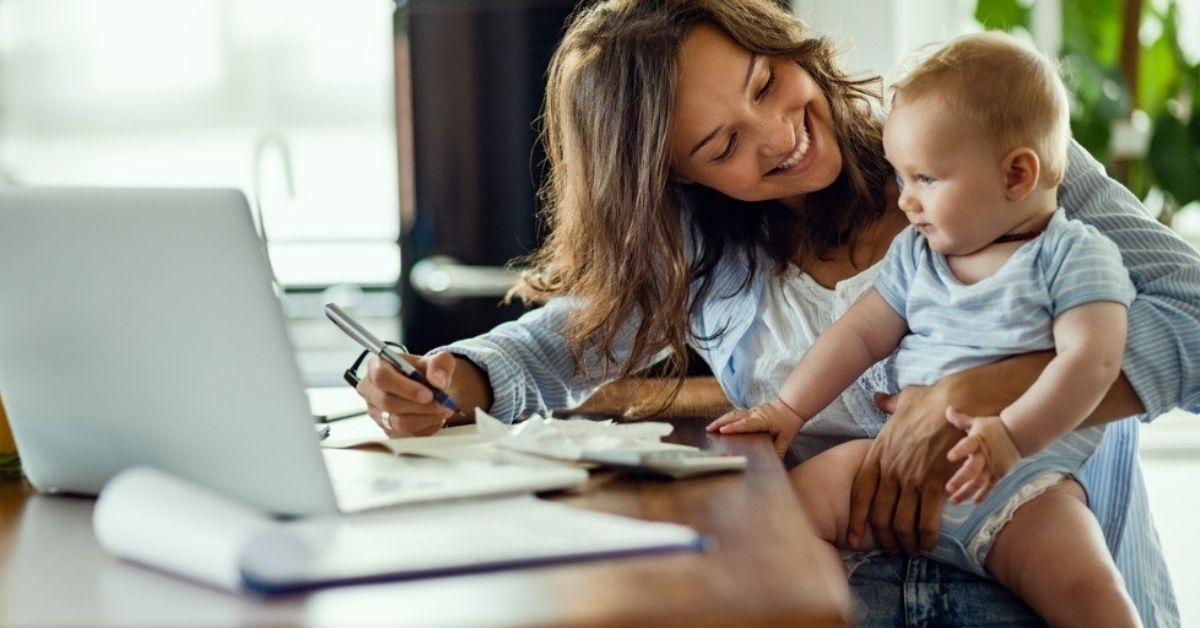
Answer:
[
  {"xmin": 668, "ymin": 24, "xmax": 843, "ymax": 204},
  {"xmin": 766, "ymin": 108, "xmax": 815, "ymax": 176}
]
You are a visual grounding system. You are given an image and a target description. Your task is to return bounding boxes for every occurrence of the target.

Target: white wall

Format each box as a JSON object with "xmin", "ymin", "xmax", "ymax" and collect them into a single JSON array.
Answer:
[
  {"xmin": 793, "ymin": 0, "xmax": 976, "ymax": 82},
  {"xmin": 793, "ymin": 0, "xmax": 1070, "ymax": 83}
]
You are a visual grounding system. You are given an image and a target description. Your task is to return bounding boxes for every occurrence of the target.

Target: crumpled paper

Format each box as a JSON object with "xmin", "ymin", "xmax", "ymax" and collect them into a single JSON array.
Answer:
[{"xmin": 475, "ymin": 409, "xmax": 677, "ymax": 461}]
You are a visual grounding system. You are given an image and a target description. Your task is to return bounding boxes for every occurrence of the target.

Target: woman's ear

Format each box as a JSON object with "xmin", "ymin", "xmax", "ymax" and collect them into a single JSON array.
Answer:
[{"xmin": 1001, "ymin": 147, "xmax": 1040, "ymax": 202}]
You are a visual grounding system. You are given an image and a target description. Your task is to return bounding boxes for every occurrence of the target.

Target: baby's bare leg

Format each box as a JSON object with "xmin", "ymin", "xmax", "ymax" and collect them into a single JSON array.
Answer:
[
  {"xmin": 788, "ymin": 439, "xmax": 876, "ymax": 553},
  {"xmin": 985, "ymin": 479, "xmax": 1141, "ymax": 628}
]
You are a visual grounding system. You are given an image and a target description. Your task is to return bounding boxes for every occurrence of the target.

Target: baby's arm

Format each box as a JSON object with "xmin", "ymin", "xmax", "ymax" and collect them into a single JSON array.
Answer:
[
  {"xmin": 945, "ymin": 301, "xmax": 1128, "ymax": 503},
  {"xmin": 707, "ymin": 289, "xmax": 908, "ymax": 456}
]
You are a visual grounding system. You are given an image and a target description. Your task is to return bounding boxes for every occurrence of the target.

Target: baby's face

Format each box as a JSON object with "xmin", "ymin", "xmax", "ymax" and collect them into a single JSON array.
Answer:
[{"xmin": 883, "ymin": 96, "xmax": 1015, "ymax": 256}]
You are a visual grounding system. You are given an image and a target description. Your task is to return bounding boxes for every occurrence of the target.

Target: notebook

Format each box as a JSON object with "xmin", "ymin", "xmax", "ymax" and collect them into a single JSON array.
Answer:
[
  {"xmin": 0, "ymin": 187, "xmax": 585, "ymax": 515},
  {"xmin": 95, "ymin": 467, "xmax": 705, "ymax": 594}
]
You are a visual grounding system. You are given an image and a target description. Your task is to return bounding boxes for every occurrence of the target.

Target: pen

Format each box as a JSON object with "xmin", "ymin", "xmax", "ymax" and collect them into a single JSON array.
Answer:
[{"xmin": 324, "ymin": 303, "xmax": 460, "ymax": 412}]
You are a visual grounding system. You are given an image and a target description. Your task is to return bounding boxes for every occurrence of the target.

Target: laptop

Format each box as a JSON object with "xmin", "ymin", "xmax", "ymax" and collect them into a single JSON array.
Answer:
[{"xmin": 0, "ymin": 187, "xmax": 585, "ymax": 516}]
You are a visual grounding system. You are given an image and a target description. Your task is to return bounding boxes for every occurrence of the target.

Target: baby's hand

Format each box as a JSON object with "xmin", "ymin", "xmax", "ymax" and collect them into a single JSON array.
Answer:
[
  {"xmin": 706, "ymin": 398, "xmax": 806, "ymax": 458},
  {"xmin": 943, "ymin": 408, "xmax": 1022, "ymax": 505}
]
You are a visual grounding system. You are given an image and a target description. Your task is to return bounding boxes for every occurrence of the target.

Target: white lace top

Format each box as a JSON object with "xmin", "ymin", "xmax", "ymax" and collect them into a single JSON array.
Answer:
[{"xmin": 729, "ymin": 262, "xmax": 892, "ymax": 439}]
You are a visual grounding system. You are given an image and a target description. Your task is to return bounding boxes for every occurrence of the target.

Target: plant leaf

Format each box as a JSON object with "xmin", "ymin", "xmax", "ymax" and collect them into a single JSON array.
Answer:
[
  {"xmin": 974, "ymin": 0, "xmax": 1031, "ymax": 32},
  {"xmin": 1148, "ymin": 110, "xmax": 1200, "ymax": 206}
]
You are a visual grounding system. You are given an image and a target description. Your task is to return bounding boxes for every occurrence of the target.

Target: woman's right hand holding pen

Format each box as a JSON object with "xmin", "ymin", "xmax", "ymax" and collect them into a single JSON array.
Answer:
[{"xmin": 356, "ymin": 351, "xmax": 492, "ymax": 437}]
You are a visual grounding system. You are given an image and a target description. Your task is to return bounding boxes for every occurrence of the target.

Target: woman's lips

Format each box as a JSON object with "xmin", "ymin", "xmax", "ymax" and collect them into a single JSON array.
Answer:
[{"xmin": 768, "ymin": 110, "xmax": 817, "ymax": 176}]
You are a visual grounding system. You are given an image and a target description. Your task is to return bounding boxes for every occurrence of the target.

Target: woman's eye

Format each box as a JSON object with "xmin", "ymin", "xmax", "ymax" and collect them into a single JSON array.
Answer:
[
  {"xmin": 755, "ymin": 67, "xmax": 776, "ymax": 100},
  {"xmin": 715, "ymin": 134, "xmax": 737, "ymax": 162}
]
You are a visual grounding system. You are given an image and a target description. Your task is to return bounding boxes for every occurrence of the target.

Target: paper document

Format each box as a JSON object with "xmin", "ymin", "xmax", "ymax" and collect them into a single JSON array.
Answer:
[
  {"xmin": 94, "ymin": 467, "xmax": 705, "ymax": 595},
  {"xmin": 379, "ymin": 409, "xmax": 692, "ymax": 461}
]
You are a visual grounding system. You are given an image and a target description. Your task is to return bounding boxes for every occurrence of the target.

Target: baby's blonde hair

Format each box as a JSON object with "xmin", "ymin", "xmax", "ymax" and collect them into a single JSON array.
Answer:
[{"xmin": 892, "ymin": 31, "xmax": 1070, "ymax": 186}]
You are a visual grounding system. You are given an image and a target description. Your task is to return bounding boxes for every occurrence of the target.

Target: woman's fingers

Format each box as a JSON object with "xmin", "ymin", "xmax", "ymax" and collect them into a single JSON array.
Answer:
[
  {"xmin": 869, "ymin": 474, "xmax": 902, "ymax": 553},
  {"xmin": 847, "ymin": 444, "xmax": 883, "ymax": 549},
  {"xmin": 357, "ymin": 350, "xmax": 457, "ymax": 438},
  {"xmin": 419, "ymin": 351, "xmax": 457, "ymax": 389},
  {"xmin": 873, "ymin": 391, "xmax": 899, "ymax": 415},
  {"xmin": 365, "ymin": 356, "xmax": 434, "ymax": 403},
  {"xmin": 367, "ymin": 405, "xmax": 447, "ymax": 437},
  {"xmin": 917, "ymin": 480, "xmax": 944, "ymax": 554},
  {"xmin": 892, "ymin": 485, "xmax": 922, "ymax": 556}
]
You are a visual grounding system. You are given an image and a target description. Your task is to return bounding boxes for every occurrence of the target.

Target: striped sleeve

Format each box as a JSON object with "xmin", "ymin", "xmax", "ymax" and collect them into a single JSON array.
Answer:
[
  {"xmin": 1060, "ymin": 140, "xmax": 1200, "ymax": 420},
  {"xmin": 432, "ymin": 297, "xmax": 654, "ymax": 423},
  {"xmin": 1041, "ymin": 220, "xmax": 1136, "ymax": 316},
  {"xmin": 873, "ymin": 225, "xmax": 920, "ymax": 318}
]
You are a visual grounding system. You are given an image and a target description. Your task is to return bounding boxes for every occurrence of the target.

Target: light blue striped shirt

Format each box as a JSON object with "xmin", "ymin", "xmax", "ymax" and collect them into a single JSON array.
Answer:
[
  {"xmin": 875, "ymin": 209, "xmax": 1136, "ymax": 389},
  {"xmin": 438, "ymin": 141, "xmax": 1192, "ymax": 626}
]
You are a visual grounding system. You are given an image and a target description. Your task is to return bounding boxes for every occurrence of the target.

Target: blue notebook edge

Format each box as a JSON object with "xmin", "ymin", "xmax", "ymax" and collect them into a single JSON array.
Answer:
[{"xmin": 239, "ymin": 534, "xmax": 713, "ymax": 596}]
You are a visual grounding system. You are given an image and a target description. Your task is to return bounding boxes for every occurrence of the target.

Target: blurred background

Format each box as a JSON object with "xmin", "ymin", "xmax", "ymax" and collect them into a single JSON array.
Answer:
[{"xmin": 0, "ymin": 0, "xmax": 1196, "ymax": 620}]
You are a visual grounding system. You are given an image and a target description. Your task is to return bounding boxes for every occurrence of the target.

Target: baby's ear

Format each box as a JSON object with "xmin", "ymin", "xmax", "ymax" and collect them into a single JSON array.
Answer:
[{"xmin": 1001, "ymin": 147, "xmax": 1040, "ymax": 201}]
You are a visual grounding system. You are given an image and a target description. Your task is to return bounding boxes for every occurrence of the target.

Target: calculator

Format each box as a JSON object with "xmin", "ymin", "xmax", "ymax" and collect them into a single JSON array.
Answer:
[{"xmin": 580, "ymin": 449, "xmax": 748, "ymax": 480}]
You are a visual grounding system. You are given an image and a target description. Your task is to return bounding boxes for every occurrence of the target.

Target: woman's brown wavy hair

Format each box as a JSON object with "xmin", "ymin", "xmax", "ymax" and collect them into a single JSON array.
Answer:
[{"xmin": 510, "ymin": 0, "xmax": 891, "ymax": 415}]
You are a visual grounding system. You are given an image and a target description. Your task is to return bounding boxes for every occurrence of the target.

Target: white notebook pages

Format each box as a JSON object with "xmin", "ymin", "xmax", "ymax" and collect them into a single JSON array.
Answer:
[{"xmin": 93, "ymin": 467, "xmax": 705, "ymax": 594}]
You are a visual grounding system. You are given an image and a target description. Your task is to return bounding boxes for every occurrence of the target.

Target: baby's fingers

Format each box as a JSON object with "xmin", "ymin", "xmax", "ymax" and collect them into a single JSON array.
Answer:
[
  {"xmin": 971, "ymin": 479, "xmax": 995, "ymax": 504},
  {"xmin": 952, "ymin": 473, "xmax": 989, "ymax": 505},
  {"xmin": 946, "ymin": 455, "xmax": 984, "ymax": 501},
  {"xmin": 706, "ymin": 411, "xmax": 748, "ymax": 432},
  {"xmin": 946, "ymin": 434, "xmax": 980, "ymax": 463}
]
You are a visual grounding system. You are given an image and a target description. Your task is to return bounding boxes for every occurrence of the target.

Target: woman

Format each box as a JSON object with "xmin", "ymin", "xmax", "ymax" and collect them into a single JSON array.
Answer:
[{"xmin": 356, "ymin": 0, "xmax": 1194, "ymax": 624}]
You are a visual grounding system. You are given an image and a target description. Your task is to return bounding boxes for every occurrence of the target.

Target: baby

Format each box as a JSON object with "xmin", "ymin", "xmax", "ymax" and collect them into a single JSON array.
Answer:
[{"xmin": 709, "ymin": 32, "xmax": 1141, "ymax": 627}]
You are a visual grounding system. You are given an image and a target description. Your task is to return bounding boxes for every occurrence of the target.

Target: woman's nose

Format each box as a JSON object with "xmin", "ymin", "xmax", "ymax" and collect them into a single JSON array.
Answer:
[{"xmin": 756, "ymin": 114, "xmax": 794, "ymax": 157}]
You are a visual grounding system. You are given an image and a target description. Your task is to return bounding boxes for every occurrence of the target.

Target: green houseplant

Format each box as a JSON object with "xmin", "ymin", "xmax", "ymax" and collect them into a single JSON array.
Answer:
[{"xmin": 975, "ymin": 0, "xmax": 1200, "ymax": 225}]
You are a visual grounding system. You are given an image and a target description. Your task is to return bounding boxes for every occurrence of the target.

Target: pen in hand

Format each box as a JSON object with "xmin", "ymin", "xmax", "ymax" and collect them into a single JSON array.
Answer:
[{"xmin": 324, "ymin": 303, "xmax": 460, "ymax": 413}]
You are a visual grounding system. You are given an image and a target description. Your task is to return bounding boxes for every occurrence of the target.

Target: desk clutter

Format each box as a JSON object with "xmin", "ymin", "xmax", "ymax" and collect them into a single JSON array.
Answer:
[
  {"xmin": 324, "ymin": 407, "xmax": 749, "ymax": 480},
  {"xmin": 93, "ymin": 408, "xmax": 746, "ymax": 595}
]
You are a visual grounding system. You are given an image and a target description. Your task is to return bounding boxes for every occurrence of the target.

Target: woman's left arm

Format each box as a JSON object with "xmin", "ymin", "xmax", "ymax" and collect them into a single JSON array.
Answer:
[
  {"xmin": 1058, "ymin": 140, "xmax": 1200, "ymax": 420},
  {"xmin": 847, "ymin": 140, "xmax": 1200, "ymax": 555}
]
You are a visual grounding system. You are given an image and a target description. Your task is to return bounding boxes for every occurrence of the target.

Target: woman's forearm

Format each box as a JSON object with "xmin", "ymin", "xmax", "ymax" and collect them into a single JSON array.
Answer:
[
  {"xmin": 943, "ymin": 351, "xmax": 1144, "ymax": 428},
  {"xmin": 574, "ymin": 376, "xmax": 733, "ymax": 418},
  {"xmin": 445, "ymin": 356, "xmax": 494, "ymax": 425}
]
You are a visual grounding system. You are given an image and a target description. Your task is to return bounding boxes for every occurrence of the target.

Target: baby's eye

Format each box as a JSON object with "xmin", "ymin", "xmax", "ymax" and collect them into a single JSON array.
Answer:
[
  {"xmin": 894, "ymin": 173, "xmax": 905, "ymax": 191},
  {"xmin": 917, "ymin": 175, "xmax": 936, "ymax": 186}
]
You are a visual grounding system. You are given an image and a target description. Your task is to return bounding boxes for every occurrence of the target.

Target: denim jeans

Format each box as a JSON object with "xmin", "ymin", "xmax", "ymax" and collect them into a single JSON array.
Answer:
[{"xmin": 849, "ymin": 552, "xmax": 1045, "ymax": 627}]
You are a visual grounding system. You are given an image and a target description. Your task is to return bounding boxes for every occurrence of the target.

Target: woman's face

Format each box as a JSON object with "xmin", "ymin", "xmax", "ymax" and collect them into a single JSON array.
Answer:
[{"xmin": 668, "ymin": 24, "xmax": 843, "ymax": 209}]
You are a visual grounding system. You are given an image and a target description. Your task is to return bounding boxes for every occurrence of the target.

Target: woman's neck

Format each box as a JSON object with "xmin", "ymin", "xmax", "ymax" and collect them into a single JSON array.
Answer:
[{"xmin": 798, "ymin": 187, "xmax": 908, "ymax": 289}]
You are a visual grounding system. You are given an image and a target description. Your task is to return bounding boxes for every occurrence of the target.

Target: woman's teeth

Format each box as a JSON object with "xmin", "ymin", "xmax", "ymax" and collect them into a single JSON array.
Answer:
[{"xmin": 773, "ymin": 123, "xmax": 811, "ymax": 173}]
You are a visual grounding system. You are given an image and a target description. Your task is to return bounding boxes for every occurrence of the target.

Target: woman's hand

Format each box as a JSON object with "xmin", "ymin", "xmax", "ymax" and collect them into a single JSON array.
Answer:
[
  {"xmin": 706, "ymin": 398, "xmax": 806, "ymax": 458},
  {"xmin": 846, "ymin": 386, "xmax": 964, "ymax": 556},
  {"xmin": 846, "ymin": 352, "xmax": 1059, "ymax": 556},
  {"xmin": 943, "ymin": 408, "xmax": 1022, "ymax": 505},
  {"xmin": 355, "ymin": 351, "xmax": 491, "ymax": 437}
]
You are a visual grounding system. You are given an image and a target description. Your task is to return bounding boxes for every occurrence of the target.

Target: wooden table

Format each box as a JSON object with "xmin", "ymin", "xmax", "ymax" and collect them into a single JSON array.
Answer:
[{"xmin": 0, "ymin": 381, "xmax": 851, "ymax": 627}]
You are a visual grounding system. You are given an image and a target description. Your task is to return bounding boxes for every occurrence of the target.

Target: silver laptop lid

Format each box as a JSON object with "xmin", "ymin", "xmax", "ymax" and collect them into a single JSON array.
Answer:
[{"xmin": 0, "ymin": 187, "xmax": 338, "ymax": 516}]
